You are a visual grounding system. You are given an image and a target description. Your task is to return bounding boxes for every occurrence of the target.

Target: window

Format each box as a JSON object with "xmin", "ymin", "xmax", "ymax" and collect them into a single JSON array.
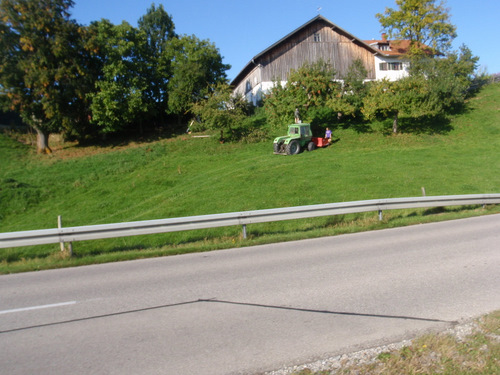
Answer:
[
  {"xmin": 245, "ymin": 80, "xmax": 252, "ymax": 94},
  {"xmin": 313, "ymin": 32, "xmax": 321, "ymax": 42},
  {"xmin": 379, "ymin": 62, "xmax": 403, "ymax": 71},
  {"xmin": 378, "ymin": 43, "xmax": 390, "ymax": 51}
]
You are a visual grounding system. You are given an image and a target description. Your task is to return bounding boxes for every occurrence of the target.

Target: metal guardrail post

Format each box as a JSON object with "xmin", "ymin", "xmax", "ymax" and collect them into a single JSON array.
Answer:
[
  {"xmin": 57, "ymin": 215, "xmax": 72, "ymax": 256},
  {"xmin": 58, "ymin": 215, "xmax": 64, "ymax": 252}
]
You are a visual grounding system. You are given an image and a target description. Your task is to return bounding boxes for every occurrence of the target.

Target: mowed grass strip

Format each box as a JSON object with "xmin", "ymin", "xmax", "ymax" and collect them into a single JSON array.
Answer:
[{"xmin": 1, "ymin": 84, "xmax": 499, "ymax": 273}]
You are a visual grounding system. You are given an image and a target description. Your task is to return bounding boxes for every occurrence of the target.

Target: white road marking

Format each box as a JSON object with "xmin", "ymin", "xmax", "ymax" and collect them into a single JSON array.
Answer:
[{"xmin": 0, "ymin": 301, "xmax": 77, "ymax": 315}]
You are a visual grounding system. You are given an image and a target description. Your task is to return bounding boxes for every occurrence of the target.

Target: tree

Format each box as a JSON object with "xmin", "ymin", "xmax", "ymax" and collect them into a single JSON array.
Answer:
[
  {"xmin": 0, "ymin": 0, "xmax": 86, "ymax": 153},
  {"xmin": 137, "ymin": 4, "xmax": 176, "ymax": 125},
  {"xmin": 327, "ymin": 59, "xmax": 368, "ymax": 119},
  {"xmin": 376, "ymin": 0, "xmax": 457, "ymax": 56},
  {"xmin": 372, "ymin": 2, "xmax": 482, "ymax": 134},
  {"xmin": 191, "ymin": 82, "xmax": 247, "ymax": 141},
  {"xmin": 362, "ymin": 58, "xmax": 474, "ymax": 135},
  {"xmin": 263, "ymin": 80, "xmax": 295, "ymax": 130},
  {"xmin": 410, "ymin": 44, "xmax": 481, "ymax": 106},
  {"xmin": 287, "ymin": 60, "xmax": 337, "ymax": 111},
  {"xmin": 87, "ymin": 20, "xmax": 151, "ymax": 135},
  {"xmin": 362, "ymin": 80, "xmax": 399, "ymax": 133},
  {"xmin": 138, "ymin": 3, "xmax": 176, "ymax": 54},
  {"xmin": 363, "ymin": 76, "xmax": 442, "ymax": 134},
  {"xmin": 164, "ymin": 35, "xmax": 230, "ymax": 124},
  {"xmin": 264, "ymin": 60, "xmax": 339, "ymax": 130},
  {"xmin": 0, "ymin": 1, "xmax": 231, "ymax": 146}
]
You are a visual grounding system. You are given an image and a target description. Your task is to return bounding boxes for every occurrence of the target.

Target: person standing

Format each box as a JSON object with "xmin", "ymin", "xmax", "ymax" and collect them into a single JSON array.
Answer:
[
  {"xmin": 294, "ymin": 108, "xmax": 300, "ymax": 123},
  {"xmin": 325, "ymin": 127, "xmax": 332, "ymax": 143}
]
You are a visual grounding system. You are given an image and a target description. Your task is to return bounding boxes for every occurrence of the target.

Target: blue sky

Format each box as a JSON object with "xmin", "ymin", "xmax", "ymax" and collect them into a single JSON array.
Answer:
[{"xmin": 71, "ymin": 0, "xmax": 500, "ymax": 80}]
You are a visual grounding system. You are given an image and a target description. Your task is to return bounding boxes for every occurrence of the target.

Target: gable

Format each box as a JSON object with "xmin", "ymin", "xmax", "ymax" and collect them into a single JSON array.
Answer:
[{"xmin": 231, "ymin": 15, "xmax": 381, "ymax": 91}]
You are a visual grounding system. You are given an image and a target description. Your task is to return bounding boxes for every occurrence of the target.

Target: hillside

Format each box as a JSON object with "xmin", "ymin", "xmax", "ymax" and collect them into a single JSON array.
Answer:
[{"xmin": 1, "ymin": 83, "xmax": 500, "ymax": 272}]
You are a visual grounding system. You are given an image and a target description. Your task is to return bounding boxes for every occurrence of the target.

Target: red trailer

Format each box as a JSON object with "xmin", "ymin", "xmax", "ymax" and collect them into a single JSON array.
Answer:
[{"xmin": 311, "ymin": 137, "xmax": 330, "ymax": 147}]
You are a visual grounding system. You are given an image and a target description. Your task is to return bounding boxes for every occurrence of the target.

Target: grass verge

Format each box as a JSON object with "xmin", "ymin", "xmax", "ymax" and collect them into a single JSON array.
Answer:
[{"xmin": 291, "ymin": 310, "xmax": 500, "ymax": 375}]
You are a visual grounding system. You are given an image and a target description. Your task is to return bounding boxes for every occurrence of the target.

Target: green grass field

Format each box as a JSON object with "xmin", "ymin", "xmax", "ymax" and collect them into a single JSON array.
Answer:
[{"xmin": 1, "ymin": 83, "xmax": 499, "ymax": 273}]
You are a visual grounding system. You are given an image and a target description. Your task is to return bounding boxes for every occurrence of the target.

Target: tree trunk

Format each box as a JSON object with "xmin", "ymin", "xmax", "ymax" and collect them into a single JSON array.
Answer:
[
  {"xmin": 393, "ymin": 112, "xmax": 399, "ymax": 134},
  {"xmin": 32, "ymin": 125, "xmax": 52, "ymax": 154}
]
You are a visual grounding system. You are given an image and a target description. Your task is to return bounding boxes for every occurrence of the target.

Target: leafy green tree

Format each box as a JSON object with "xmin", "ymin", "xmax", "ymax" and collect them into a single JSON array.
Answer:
[
  {"xmin": 138, "ymin": 3, "xmax": 176, "ymax": 125},
  {"xmin": 410, "ymin": 44, "xmax": 481, "ymax": 106},
  {"xmin": 362, "ymin": 80, "xmax": 399, "ymax": 133},
  {"xmin": 287, "ymin": 60, "xmax": 337, "ymax": 111},
  {"xmin": 262, "ymin": 80, "xmax": 295, "ymax": 130},
  {"xmin": 264, "ymin": 60, "xmax": 338, "ymax": 130},
  {"xmin": 0, "ymin": 1, "xmax": 231, "ymax": 146},
  {"xmin": 362, "ymin": 54, "xmax": 478, "ymax": 136},
  {"xmin": 61, "ymin": 23, "xmax": 103, "ymax": 141},
  {"xmin": 164, "ymin": 35, "xmax": 230, "ymax": 125},
  {"xmin": 87, "ymin": 20, "xmax": 151, "ymax": 134},
  {"xmin": 191, "ymin": 82, "xmax": 247, "ymax": 141},
  {"xmin": 362, "ymin": 76, "xmax": 443, "ymax": 134},
  {"xmin": 376, "ymin": 0, "xmax": 457, "ymax": 56},
  {"xmin": 138, "ymin": 3, "xmax": 176, "ymax": 54},
  {"xmin": 0, "ymin": 0, "xmax": 86, "ymax": 153},
  {"xmin": 327, "ymin": 59, "xmax": 368, "ymax": 119}
]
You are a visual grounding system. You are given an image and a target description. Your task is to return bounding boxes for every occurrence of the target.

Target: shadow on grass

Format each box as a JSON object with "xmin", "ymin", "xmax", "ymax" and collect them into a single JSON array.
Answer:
[
  {"xmin": 384, "ymin": 205, "xmax": 485, "ymax": 222},
  {"xmin": 375, "ymin": 115, "xmax": 454, "ymax": 136},
  {"xmin": 69, "ymin": 228, "xmax": 249, "ymax": 258},
  {"xmin": 75, "ymin": 123, "xmax": 189, "ymax": 149},
  {"xmin": 422, "ymin": 205, "xmax": 482, "ymax": 216},
  {"xmin": 339, "ymin": 119, "xmax": 374, "ymax": 134},
  {"xmin": 248, "ymin": 215, "xmax": 350, "ymax": 239},
  {"xmin": 400, "ymin": 115, "xmax": 454, "ymax": 135}
]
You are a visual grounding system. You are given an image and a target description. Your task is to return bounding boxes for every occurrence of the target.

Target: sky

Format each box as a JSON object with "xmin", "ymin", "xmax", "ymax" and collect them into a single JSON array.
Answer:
[{"xmin": 71, "ymin": 0, "xmax": 500, "ymax": 81}]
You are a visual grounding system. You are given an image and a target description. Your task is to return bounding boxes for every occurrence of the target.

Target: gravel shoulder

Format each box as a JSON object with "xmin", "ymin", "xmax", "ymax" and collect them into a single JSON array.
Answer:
[{"xmin": 264, "ymin": 315, "xmax": 492, "ymax": 375}]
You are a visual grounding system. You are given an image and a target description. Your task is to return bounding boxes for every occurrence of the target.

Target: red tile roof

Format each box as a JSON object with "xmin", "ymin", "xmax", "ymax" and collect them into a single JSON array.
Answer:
[{"xmin": 363, "ymin": 39, "xmax": 434, "ymax": 56}]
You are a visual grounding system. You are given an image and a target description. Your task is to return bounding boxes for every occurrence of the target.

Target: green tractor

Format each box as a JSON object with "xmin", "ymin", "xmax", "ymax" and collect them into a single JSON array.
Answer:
[{"xmin": 273, "ymin": 123, "xmax": 329, "ymax": 155}]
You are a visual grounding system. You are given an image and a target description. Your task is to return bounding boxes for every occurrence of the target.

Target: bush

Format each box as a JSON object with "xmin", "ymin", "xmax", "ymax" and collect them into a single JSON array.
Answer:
[{"xmin": 235, "ymin": 107, "xmax": 270, "ymax": 143}]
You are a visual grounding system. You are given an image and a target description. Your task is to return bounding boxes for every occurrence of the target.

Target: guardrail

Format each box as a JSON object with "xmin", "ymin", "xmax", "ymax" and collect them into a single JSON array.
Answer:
[{"xmin": 1, "ymin": 194, "xmax": 499, "ymax": 249}]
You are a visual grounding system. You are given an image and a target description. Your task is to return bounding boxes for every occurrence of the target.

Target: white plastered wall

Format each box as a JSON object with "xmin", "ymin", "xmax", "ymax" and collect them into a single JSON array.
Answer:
[{"xmin": 374, "ymin": 55, "xmax": 410, "ymax": 81}]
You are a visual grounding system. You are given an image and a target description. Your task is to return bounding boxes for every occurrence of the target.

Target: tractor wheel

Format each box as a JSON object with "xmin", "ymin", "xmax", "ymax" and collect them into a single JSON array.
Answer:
[
  {"xmin": 286, "ymin": 140, "xmax": 301, "ymax": 155},
  {"xmin": 307, "ymin": 141, "xmax": 316, "ymax": 151},
  {"xmin": 273, "ymin": 142, "xmax": 281, "ymax": 153}
]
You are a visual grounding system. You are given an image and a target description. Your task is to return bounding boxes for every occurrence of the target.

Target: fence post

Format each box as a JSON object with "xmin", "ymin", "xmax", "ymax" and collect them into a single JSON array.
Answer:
[
  {"xmin": 57, "ymin": 215, "xmax": 73, "ymax": 256},
  {"xmin": 242, "ymin": 224, "xmax": 247, "ymax": 239},
  {"xmin": 378, "ymin": 210, "xmax": 383, "ymax": 221},
  {"xmin": 58, "ymin": 215, "xmax": 64, "ymax": 252}
]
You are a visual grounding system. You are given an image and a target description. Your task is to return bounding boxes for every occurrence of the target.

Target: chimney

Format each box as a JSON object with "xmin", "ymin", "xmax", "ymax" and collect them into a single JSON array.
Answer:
[{"xmin": 382, "ymin": 32, "xmax": 387, "ymax": 41}]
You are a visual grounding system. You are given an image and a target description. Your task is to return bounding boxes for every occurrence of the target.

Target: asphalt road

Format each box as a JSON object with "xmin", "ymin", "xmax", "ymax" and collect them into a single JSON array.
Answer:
[{"xmin": 1, "ymin": 214, "xmax": 499, "ymax": 375}]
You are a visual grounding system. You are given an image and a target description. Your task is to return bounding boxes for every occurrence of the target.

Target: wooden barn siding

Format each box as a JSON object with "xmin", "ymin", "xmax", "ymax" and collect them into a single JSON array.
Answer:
[
  {"xmin": 259, "ymin": 22, "xmax": 375, "ymax": 81},
  {"xmin": 233, "ymin": 65, "xmax": 262, "ymax": 96}
]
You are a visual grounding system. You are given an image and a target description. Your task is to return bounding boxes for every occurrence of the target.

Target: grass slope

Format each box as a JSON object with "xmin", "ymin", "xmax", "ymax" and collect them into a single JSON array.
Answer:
[{"xmin": 1, "ymin": 84, "xmax": 500, "ymax": 272}]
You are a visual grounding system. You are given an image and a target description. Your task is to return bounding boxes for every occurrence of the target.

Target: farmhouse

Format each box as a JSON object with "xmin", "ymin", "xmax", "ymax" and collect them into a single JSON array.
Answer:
[{"xmin": 231, "ymin": 15, "xmax": 412, "ymax": 105}]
